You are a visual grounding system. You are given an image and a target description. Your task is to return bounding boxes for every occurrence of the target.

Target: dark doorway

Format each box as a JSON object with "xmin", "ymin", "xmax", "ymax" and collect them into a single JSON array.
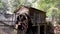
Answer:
[
  {"xmin": 32, "ymin": 26, "xmax": 38, "ymax": 34},
  {"xmin": 40, "ymin": 25, "xmax": 44, "ymax": 34},
  {"xmin": 26, "ymin": 26, "xmax": 38, "ymax": 34}
]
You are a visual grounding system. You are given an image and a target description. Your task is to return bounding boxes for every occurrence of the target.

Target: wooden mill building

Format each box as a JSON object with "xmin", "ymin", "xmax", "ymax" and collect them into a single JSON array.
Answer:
[{"xmin": 14, "ymin": 6, "xmax": 54, "ymax": 34}]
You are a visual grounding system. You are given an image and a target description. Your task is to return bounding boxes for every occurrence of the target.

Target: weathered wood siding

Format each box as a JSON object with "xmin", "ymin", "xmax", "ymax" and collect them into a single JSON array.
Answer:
[{"xmin": 29, "ymin": 8, "xmax": 46, "ymax": 26}]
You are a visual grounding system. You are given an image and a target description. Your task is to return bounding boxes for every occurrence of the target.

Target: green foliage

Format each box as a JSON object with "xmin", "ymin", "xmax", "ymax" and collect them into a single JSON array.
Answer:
[
  {"xmin": 2, "ymin": 0, "xmax": 37, "ymax": 13},
  {"xmin": 37, "ymin": 0, "xmax": 60, "ymax": 24},
  {"xmin": 0, "ymin": 0, "xmax": 3, "ymax": 8},
  {"xmin": 37, "ymin": 0, "xmax": 60, "ymax": 17},
  {"xmin": 0, "ymin": 3, "xmax": 2, "ymax": 7}
]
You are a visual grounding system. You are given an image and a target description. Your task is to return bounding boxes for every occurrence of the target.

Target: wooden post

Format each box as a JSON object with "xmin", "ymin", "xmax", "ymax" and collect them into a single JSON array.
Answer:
[
  {"xmin": 38, "ymin": 24, "xmax": 40, "ymax": 34},
  {"xmin": 44, "ymin": 24, "xmax": 46, "ymax": 34}
]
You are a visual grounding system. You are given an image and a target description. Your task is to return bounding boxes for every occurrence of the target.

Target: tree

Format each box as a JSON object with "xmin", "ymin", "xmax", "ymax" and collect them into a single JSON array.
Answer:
[
  {"xmin": 36, "ymin": 0, "xmax": 60, "ymax": 25},
  {"xmin": 3, "ymin": 0, "xmax": 37, "ymax": 14}
]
